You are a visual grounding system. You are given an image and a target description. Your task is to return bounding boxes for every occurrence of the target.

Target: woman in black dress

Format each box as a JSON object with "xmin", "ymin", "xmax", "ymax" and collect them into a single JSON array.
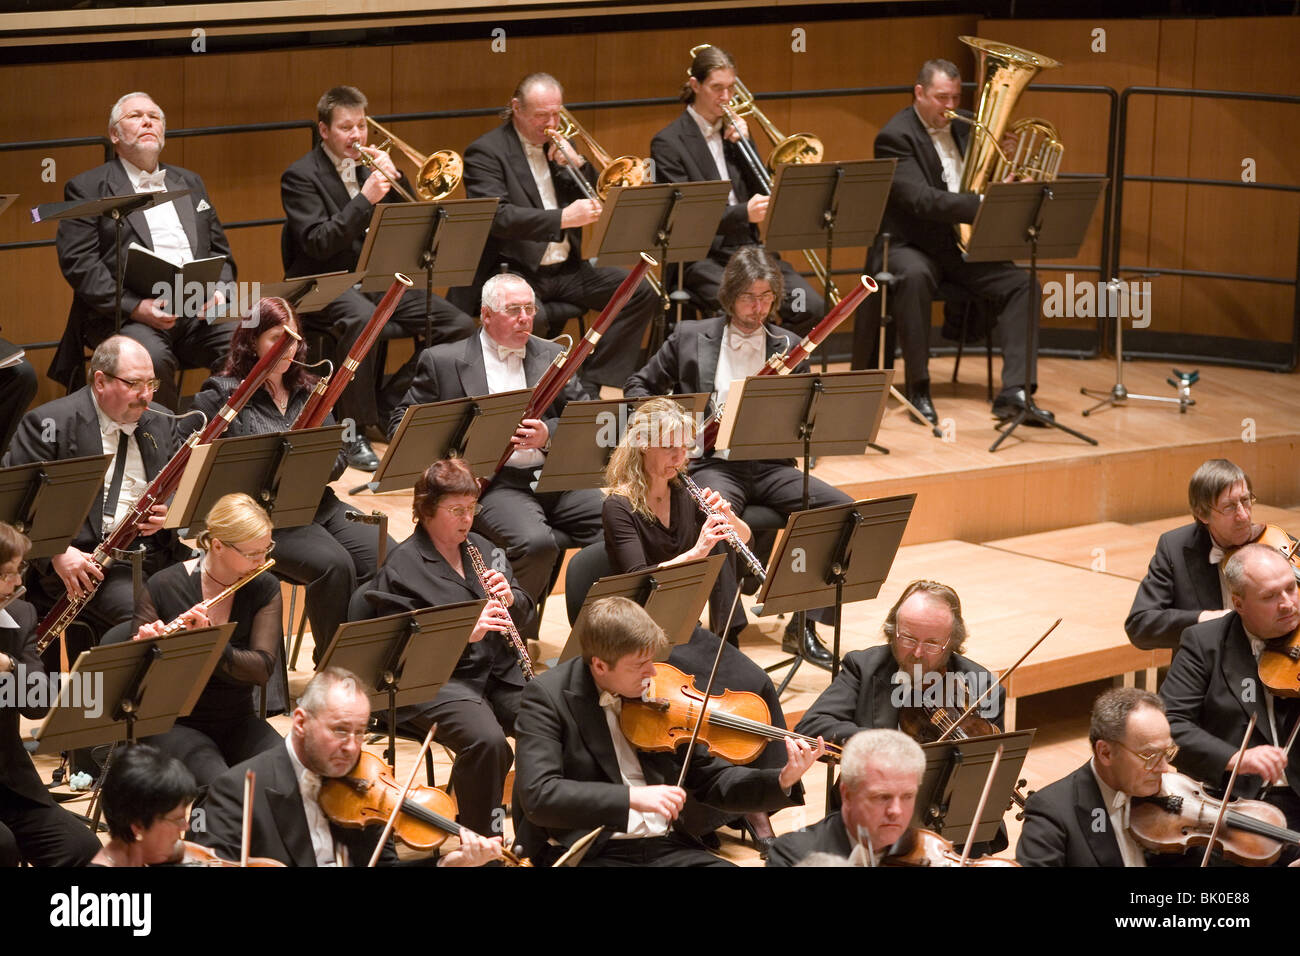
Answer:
[
  {"xmin": 602, "ymin": 397, "xmax": 797, "ymax": 852},
  {"xmin": 192, "ymin": 297, "xmax": 388, "ymax": 665}
]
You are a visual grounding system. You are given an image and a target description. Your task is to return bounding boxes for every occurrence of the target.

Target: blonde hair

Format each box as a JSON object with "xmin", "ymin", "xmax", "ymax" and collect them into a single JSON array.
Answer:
[
  {"xmin": 602, "ymin": 397, "xmax": 698, "ymax": 521},
  {"xmin": 194, "ymin": 493, "xmax": 273, "ymax": 551}
]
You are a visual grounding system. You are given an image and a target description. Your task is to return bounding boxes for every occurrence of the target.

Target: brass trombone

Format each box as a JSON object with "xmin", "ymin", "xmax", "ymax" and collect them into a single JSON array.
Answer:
[{"xmin": 352, "ymin": 116, "xmax": 464, "ymax": 202}]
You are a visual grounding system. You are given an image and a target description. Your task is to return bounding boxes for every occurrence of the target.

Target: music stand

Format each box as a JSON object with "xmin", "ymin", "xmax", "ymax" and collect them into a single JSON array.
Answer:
[
  {"xmin": 0, "ymin": 194, "xmax": 18, "ymax": 218},
  {"xmin": 164, "ymin": 425, "xmax": 345, "ymax": 533},
  {"xmin": 317, "ymin": 601, "xmax": 481, "ymax": 773},
  {"xmin": 0, "ymin": 455, "xmax": 111, "ymax": 559},
  {"xmin": 31, "ymin": 189, "xmax": 192, "ymax": 332},
  {"xmin": 917, "ymin": 730, "xmax": 1035, "ymax": 849},
  {"xmin": 260, "ymin": 271, "xmax": 365, "ymax": 316},
  {"xmin": 591, "ymin": 181, "xmax": 731, "ymax": 348},
  {"xmin": 557, "ymin": 554, "xmax": 726, "ymax": 664},
  {"xmin": 963, "ymin": 179, "xmax": 1107, "ymax": 452},
  {"xmin": 355, "ymin": 198, "xmax": 498, "ymax": 346},
  {"xmin": 362, "ymin": 390, "xmax": 533, "ymax": 494},
  {"xmin": 533, "ymin": 394, "xmax": 710, "ymax": 493}
]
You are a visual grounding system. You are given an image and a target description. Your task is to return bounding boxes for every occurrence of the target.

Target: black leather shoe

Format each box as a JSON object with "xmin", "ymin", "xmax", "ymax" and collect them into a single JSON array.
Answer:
[
  {"xmin": 906, "ymin": 382, "xmax": 938, "ymax": 426},
  {"xmin": 343, "ymin": 437, "xmax": 381, "ymax": 471},
  {"xmin": 783, "ymin": 618, "xmax": 834, "ymax": 671},
  {"xmin": 992, "ymin": 388, "xmax": 1055, "ymax": 427}
]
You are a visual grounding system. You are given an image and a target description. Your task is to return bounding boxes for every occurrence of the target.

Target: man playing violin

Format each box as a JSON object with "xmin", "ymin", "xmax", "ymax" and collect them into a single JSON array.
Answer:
[
  {"xmin": 512, "ymin": 596, "xmax": 823, "ymax": 866},
  {"xmin": 194, "ymin": 667, "xmax": 502, "ymax": 867},
  {"xmin": 1017, "ymin": 688, "xmax": 1180, "ymax": 867},
  {"xmin": 1127, "ymin": 458, "xmax": 1262, "ymax": 652},
  {"xmin": 767, "ymin": 729, "xmax": 924, "ymax": 867},
  {"xmin": 1160, "ymin": 544, "xmax": 1300, "ymax": 841}
]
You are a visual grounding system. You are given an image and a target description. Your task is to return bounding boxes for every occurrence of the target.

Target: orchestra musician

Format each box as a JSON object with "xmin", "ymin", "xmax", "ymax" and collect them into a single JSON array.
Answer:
[
  {"xmin": 192, "ymin": 298, "xmax": 389, "ymax": 666},
  {"xmin": 1017, "ymin": 688, "xmax": 1184, "ymax": 867},
  {"xmin": 0, "ymin": 353, "xmax": 37, "ymax": 458},
  {"xmin": 0, "ymin": 521, "xmax": 101, "ymax": 867},
  {"xmin": 1126, "ymin": 459, "xmax": 1262, "ymax": 652},
  {"xmin": 194, "ymin": 666, "xmax": 501, "ymax": 867},
  {"xmin": 459, "ymin": 72, "xmax": 659, "ymax": 398},
  {"xmin": 512, "ymin": 596, "xmax": 823, "ymax": 866},
  {"xmin": 649, "ymin": 45, "xmax": 824, "ymax": 335},
  {"xmin": 361, "ymin": 459, "xmax": 534, "ymax": 840},
  {"xmin": 50, "ymin": 92, "xmax": 236, "ymax": 412},
  {"xmin": 99, "ymin": 493, "xmax": 283, "ymax": 790},
  {"xmin": 624, "ymin": 247, "xmax": 851, "ymax": 669},
  {"xmin": 388, "ymin": 273, "xmax": 603, "ymax": 627},
  {"xmin": 860, "ymin": 58, "xmax": 1049, "ymax": 428},
  {"xmin": 2, "ymin": 336, "xmax": 189, "ymax": 652},
  {"xmin": 1159, "ymin": 543, "xmax": 1300, "ymax": 842},
  {"xmin": 767, "ymin": 729, "xmax": 925, "ymax": 867},
  {"xmin": 281, "ymin": 85, "xmax": 476, "ymax": 472},
  {"xmin": 88, "ymin": 744, "xmax": 197, "ymax": 867}
]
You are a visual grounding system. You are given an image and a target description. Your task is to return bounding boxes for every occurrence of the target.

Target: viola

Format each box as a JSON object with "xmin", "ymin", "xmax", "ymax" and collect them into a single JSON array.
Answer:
[
  {"xmin": 881, "ymin": 828, "xmax": 1020, "ymax": 867},
  {"xmin": 619, "ymin": 662, "xmax": 837, "ymax": 765},
  {"xmin": 174, "ymin": 841, "xmax": 285, "ymax": 868},
  {"xmin": 1128, "ymin": 771, "xmax": 1300, "ymax": 867}
]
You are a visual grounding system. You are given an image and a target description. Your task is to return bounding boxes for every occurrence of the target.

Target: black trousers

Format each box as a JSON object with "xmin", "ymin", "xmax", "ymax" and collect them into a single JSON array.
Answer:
[
  {"xmin": 395, "ymin": 676, "xmax": 522, "ymax": 839},
  {"xmin": 147, "ymin": 713, "xmax": 284, "ymax": 791},
  {"xmin": 0, "ymin": 359, "xmax": 38, "ymax": 456},
  {"xmin": 583, "ymin": 831, "xmax": 735, "ymax": 867},
  {"xmin": 114, "ymin": 313, "xmax": 234, "ymax": 412},
  {"xmin": 0, "ymin": 789, "xmax": 100, "ymax": 868},
  {"xmin": 306, "ymin": 286, "xmax": 476, "ymax": 429},
  {"xmin": 685, "ymin": 251, "xmax": 824, "ymax": 337}
]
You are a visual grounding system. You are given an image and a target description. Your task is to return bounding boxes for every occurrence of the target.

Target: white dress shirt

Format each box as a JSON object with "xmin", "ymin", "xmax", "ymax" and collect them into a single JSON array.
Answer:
[
  {"xmin": 687, "ymin": 105, "xmax": 738, "ymax": 206},
  {"xmin": 1245, "ymin": 625, "xmax": 1285, "ymax": 752},
  {"xmin": 321, "ymin": 143, "xmax": 361, "ymax": 200},
  {"xmin": 285, "ymin": 736, "xmax": 344, "ymax": 867},
  {"xmin": 91, "ymin": 393, "xmax": 147, "ymax": 537},
  {"xmin": 481, "ymin": 329, "xmax": 544, "ymax": 469},
  {"xmin": 712, "ymin": 323, "xmax": 766, "ymax": 399},
  {"xmin": 598, "ymin": 691, "xmax": 670, "ymax": 839},
  {"xmin": 515, "ymin": 128, "xmax": 571, "ymax": 266},
  {"xmin": 120, "ymin": 156, "xmax": 194, "ymax": 268},
  {"xmin": 916, "ymin": 107, "xmax": 964, "ymax": 194},
  {"xmin": 1089, "ymin": 758, "xmax": 1147, "ymax": 867},
  {"xmin": 1207, "ymin": 542, "xmax": 1236, "ymax": 610}
]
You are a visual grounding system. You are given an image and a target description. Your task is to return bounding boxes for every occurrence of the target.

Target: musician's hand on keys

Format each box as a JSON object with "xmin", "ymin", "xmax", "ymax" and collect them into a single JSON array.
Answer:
[
  {"xmin": 52, "ymin": 547, "xmax": 104, "ymax": 600},
  {"xmin": 481, "ymin": 568, "xmax": 514, "ymax": 607},
  {"xmin": 512, "ymin": 418, "xmax": 549, "ymax": 451},
  {"xmin": 130, "ymin": 298, "xmax": 178, "ymax": 331},
  {"xmin": 470, "ymin": 601, "xmax": 516, "ymax": 643},
  {"xmin": 746, "ymin": 194, "xmax": 769, "ymax": 224},
  {"xmin": 689, "ymin": 512, "xmax": 733, "ymax": 559},
  {"xmin": 133, "ymin": 620, "xmax": 169, "ymax": 641},
  {"xmin": 135, "ymin": 503, "xmax": 168, "ymax": 537},
  {"xmin": 560, "ymin": 199, "xmax": 601, "ymax": 229},
  {"xmin": 702, "ymin": 487, "xmax": 736, "ymax": 522}
]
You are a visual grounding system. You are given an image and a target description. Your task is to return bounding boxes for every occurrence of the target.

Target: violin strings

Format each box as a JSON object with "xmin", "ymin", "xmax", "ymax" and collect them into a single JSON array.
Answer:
[{"xmin": 681, "ymin": 707, "xmax": 843, "ymax": 757}]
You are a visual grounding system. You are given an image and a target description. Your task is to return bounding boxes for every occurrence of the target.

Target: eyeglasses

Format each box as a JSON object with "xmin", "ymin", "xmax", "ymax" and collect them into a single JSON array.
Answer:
[
  {"xmin": 324, "ymin": 726, "xmax": 369, "ymax": 743},
  {"xmin": 895, "ymin": 635, "xmax": 950, "ymax": 654},
  {"xmin": 1, "ymin": 562, "xmax": 28, "ymax": 582},
  {"xmin": 439, "ymin": 503, "xmax": 483, "ymax": 519},
  {"xmin": 1114, "ymin": 740, "xmax": 1179, "ymax": 771},
  {"xmin": 734, "ymin": 292, "xmax": 777, "ymax": 308},
  {"xmin": 221, "ymin": 540, "xmax": 275, "ymax": 560},
  {"xmin": 499, "ymin": 303, "xmax": 538, "ymax": 319},
  {"xmin": 105, "ymin": 372, "xmax": 162, "ymax": 394},
  {"xmin": 1210, "ymin": 494, "xmax": 1256, "ymax": 517}
]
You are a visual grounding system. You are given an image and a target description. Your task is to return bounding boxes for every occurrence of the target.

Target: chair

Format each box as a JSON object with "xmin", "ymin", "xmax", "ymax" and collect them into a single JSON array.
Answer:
[
  {"xmin": 564, "ymin": 543, "xmax": 613, "ymax": 626},
  {"xmin": 936, "ymin": 281, "xmax": 995, "ymax": 401}
]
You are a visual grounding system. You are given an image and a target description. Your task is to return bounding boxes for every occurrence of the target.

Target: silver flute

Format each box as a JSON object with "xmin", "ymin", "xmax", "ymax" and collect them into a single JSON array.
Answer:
[
  {"xmin": 465, "ymin": 543, "xmax": 535, "ymax": 681},
  {"xmin": 679, "ymin": 474, "xmax": 766, "ymax": 583}
]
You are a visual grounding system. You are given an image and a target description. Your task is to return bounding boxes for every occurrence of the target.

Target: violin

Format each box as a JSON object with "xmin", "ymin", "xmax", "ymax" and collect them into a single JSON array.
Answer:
[
  {"xmin": 619, "ymin": 663, "xmax": 838, "ymax": 765},
  {"xmin": 1128, "ymin": 771, "xmax": 1300, "ymax": 866},
  {"xmin": 881, "ymin": 828, "xmax": 1020, "ymax": 867},
  {"xmin": 174, "ymin": 841, "xmax": 285, "ymax": 868},
  {"xmin": 318, "ymin": 750, "xmax": 532, "ymax": 866},
  {"xmin": 1227, "ymin": 524, "xmax": 1300, "ymax": 697}
]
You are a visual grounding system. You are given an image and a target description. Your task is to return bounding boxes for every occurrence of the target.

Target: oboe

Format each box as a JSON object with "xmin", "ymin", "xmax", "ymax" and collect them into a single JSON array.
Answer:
[
  {"xmin": 464, "ymin": 544, "xmax": 535, "ymax": 681},
  {"xmin": 154, "ymin": 560, "xmax": 275, "ymax": 638},
  {"xmin": 678, "ymin": 474, "xmax": 766, "ymax": 583}
]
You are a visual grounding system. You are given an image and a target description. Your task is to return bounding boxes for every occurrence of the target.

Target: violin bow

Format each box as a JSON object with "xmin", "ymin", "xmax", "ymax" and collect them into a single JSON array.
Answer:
[
  {"xmin": 368, "ymin": 723, "xmax": 438, "ymax": 869},
  {"xmin": 936, "ymin": 618, "xmax": 1061, "ymax": 743},
  {"xmin": 958, "ymin": 744, "xmax": 1004, "ymax": 867},
  {"xmin": 240, "ymin": 770, "xmax": 255, "ymax": 868},
  {"xmin": 673, "ymin": 587, "xmax": 745, "ymax": 789},
  {"xmin": 1201, "ymin": 713, "xmax": 1256, "ymax": 868},
  {"xmin": 1258, "ymin": 713, "xmax": 1300, "ymax": 801}
]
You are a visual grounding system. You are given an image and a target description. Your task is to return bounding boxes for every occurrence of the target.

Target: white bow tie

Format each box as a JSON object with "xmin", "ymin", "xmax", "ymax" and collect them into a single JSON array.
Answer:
[
  {"xmin": 1112, "ymin": 790, "xmax": 1131, "ymax": 827},
  {"xmin": 726, "ymin": 329, "xmax": 764, "ymax": 352},
  {"xmin": 136, "ymin": 170, "xmax": 166, "ymax": 191},
  {"xmin": 300, "ymin": 771, "xmax": 322, "ymax": 802},
  {"xmin": 495, "ymin": 344, "xmax": 527, "ymax": 362},
  {"xmin": 598, "ymin": 691, "xmax": 622, "ymax": 712},
  {"xmin": 1209, "ymin": 545, "xmax": 1226, "ymax": 565},
  {"xmin": 104, "ymin": 420, "xmax": 138, "ymax": 439}
]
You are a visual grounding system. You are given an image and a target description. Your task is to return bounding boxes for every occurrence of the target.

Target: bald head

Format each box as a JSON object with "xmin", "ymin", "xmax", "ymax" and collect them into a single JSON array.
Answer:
[
  {"xmin": 1225, "ymin": 543, "xmax": 1300, "ymax": 640},
  {"xmin": 90, "ymin": 336, "xmax": 157, "ymax": 424}
]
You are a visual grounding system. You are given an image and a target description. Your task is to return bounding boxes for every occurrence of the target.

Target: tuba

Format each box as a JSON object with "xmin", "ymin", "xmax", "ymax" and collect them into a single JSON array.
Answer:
[
  {"xmin": 364, "ymin": 116, "xmax": 464, "ymax": 201},
  {"xmin": 946, "ymin": 36, "xmax": 1063, "ymax": 252}
]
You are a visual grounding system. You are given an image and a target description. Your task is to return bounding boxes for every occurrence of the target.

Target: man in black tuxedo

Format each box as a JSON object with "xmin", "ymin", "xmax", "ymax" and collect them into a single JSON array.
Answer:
[
  {"xmin": 51, "ymin": 92, "xmax": 235, "ymax": 411},
  {"xmin": 1126, "ymin": 459, "xmax": 1261, "ymax": 652},
  {"xmin": 459, "ymin": 72, "xmax": 658, "ymax": 396},
  {"xmin": 768, "ymin": 729, "xmax": 924, "ymax": 867},
  {"xmin": 1017, "ymin": 688, "xmax": 1182, "ymax": 867},
  {"xmin": 2, "ymin": 337, "xmax": 186, "ymax": 649},
  {"xmin": 194, "ymin": 667, "xmax": 500, "ymax": 867},
  {"xmin": 512, "ymin": 597, "xmax": 820, "ymax": 866},
  {"xmin": 1160, "ymin": 544, "xmax": 1300, "ymax": 839},
  {"xmin": 624, "ymin": 246, "xmax": 850, "ymax": 668},
  {"xmin": 0, "ymin": 523, "xmax": 101, "ymax": 867},
  {"xmin": 281, "ymin": 85, "xmax": 476, "ymax": 471},
  {"xmin": 650, "ymin": 45, "xmax": 823, "ymax": 336},
  {"xmin": 0, "ymin": 352, "xmax": 37, "ymax": 458},
  {"xmin": 795, "ymin": 579, "xmax": 1004, "ymax": 745},
  {"xmin": 388, "ymin": 273, "xmax": 602, "ymax": 629},
  {"xmin": 860, "ymin": 59, "xmax": 1049, "ymax": 427}
]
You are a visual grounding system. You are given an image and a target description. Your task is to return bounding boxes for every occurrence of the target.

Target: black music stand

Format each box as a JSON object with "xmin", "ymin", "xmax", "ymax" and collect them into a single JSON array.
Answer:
[
  {"xmin": 532, "ymin": 393, "xmax": 710, "ymax": 493},
  {"xmin": 361, "ymin": 390, "xmax": 533, "ymax": 494},
  {"xmin": 557, "ymin": 554, "xmax": 726, "ymax": 664},
  {"xmin": 261, "ymin": 271, "xmax": 365, "ymax": 316},
  {"xmin": 31, "ymin": 189, "xmax": 192, "ymax": 332},
  {"xmin": 0, "ymin": 456, "xmax": 111, "ymax": 559},
  {"xmin": 764, "ymin": 159, "xmax": 895, "ymax": 370},
  {"xmin": 355, "ymin": 198, "xmax": 498, "ymax": 347},
  {"xmin": 592, "ymin": 181, "xmax": 731, "ymax": 348},
  {"xmin": 164, "ymin": 425, "xmax": 344, "ymax": 534},
  {"xmin": 318, "ymin": 601, "xmax": 481, "ymax": 774},
  {"xmin": 917, "ymin": 731, "xmax": 1035, "ymax": 849},
  {"xmin": 963, "ymin": 179, "xmax": 1107, "ymax": 452}
]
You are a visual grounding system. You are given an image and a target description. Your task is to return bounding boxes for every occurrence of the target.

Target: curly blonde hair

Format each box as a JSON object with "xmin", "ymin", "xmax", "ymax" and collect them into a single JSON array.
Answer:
[{"xmin": 602, "ymin": 397, "xmax": 698, "ymax": 521}]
